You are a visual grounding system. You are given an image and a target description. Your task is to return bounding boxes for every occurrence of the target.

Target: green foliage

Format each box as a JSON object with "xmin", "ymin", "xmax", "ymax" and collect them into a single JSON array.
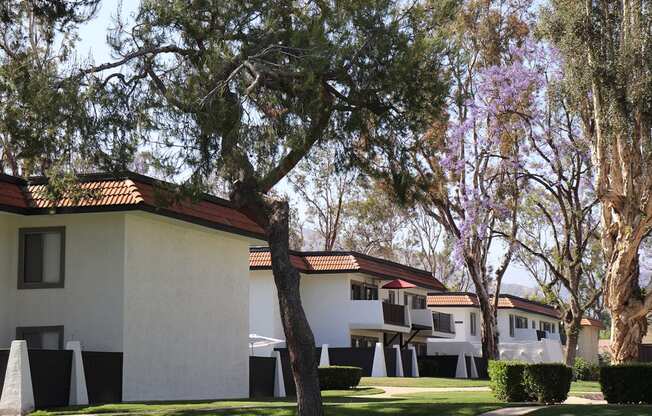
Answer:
[
  {"xmin": 600, "ymin": 363, "xmax": 652, "ymax": 404},
  {"xmin": 572, "ymin": 357, "xmax": 599, "ymax": 382},
  {"xmin": 318, "ymin": 366, "xmax": 362, "ymax": 390},
  {"xmin": 522, "ymin": 363, "xmax": 572, "ymax": 404},
  {"xmin": 487, "ymin": 361, "xmax": 530, "ymax": 402}
]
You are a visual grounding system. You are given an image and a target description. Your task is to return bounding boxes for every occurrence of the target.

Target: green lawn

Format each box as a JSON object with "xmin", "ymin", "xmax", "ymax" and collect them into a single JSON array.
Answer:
[
  {"xmin": 359, "ymin": 377, "xmax": 491, "ymax": 388},
  {"xmin": 31, "ymin": 391, "xmax": 507, "ymax": 416},
  {"xmin": 360, "ymin": 377, "xmax": 600, "ymax": 393},
  {"xmin": 532, "ymin": 405, "xmax": 652, "ymax": 416}
]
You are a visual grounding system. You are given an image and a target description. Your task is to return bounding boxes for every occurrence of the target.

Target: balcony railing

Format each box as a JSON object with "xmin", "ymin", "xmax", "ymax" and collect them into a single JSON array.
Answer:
[
  {"xmin": 382, "ymin": 303, "xmax": 406, "ymax": 326},
  {"xmin": 432, "ymin": 312, "xmax": 455, "ymax": 334}
]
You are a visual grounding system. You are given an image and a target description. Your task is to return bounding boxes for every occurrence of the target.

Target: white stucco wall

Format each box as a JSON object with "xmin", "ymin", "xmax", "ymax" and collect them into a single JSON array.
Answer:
[
  {"xmin": 577, "ymin": 326, "xmax": 600, "ymax": 363},
  {"xmin": 0, "ymin": 212, "xmax": 125, "ymax": 351},
  {"xmin": 122, "ymin": 213, "xmax": 250, "ymax": 401},
  {"xmin": 249, "ymin": 270, "xmax": 285, "ymax": 342},
  {"xmin": 302, "ymin": 274, "xmax": 353, "ymax": 347},
  {"xmin": 0, "ymin": 213, "xmax": 16, "ymax": 345},
  {"xmin": 429, "ymin": 306, "xmax": 560, "ymax": 344}
]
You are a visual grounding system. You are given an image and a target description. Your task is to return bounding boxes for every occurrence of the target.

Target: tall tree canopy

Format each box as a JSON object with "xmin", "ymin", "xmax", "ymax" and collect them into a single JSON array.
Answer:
[
  {"xmin": 87, "ymin": 1, "xmax": 453, "ymax": 413},
  {"xmin": 353, "ymin": 0, "xmax": 532, "ymax": 360},
  {"xmin": 543, "ymin": 0, "xmax": 652, "ymax": 362}
]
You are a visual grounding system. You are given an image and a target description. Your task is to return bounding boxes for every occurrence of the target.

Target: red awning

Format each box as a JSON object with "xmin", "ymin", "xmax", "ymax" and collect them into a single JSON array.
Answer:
[{"xmin": 382, "ymin": 279, "xmax": 417, "ymax": 289}]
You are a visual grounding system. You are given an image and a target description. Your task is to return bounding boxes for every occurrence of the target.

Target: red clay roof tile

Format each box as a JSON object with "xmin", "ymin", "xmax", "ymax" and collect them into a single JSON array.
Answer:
[
  {"xmin": 428, "ymin": 292, "xmax": 560, "ymax": 319},
  {"xmin": 581, "ymin": 318, "xmax": 605, "ymax": 329},
  {"xmin": 0, "ymin": 173, "xmax": 265, "ymax": 239},
  {"xmin": 250, "ymin": 247, "xmax": 446, "ymax": 290}
]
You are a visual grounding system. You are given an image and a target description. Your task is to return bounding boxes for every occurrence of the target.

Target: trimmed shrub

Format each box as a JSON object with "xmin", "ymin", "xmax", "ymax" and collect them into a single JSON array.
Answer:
[
  {"xmin": 573, "ymin": 357, "xmax": 600, "ymax": 381},
  {"xmin": 600, "ymin": 363, "xmax": 652, "ymax": 404},
  {"xmin": 318, "ymin": 366, "xmax": 362, "ymax": 390},
  {"xmin": 523, "ymin": 363, "xmax": 572, "ymax": 404},
  {"xmin": 488, "ymin": 361, "xmax": 531, "ymax": 402}
]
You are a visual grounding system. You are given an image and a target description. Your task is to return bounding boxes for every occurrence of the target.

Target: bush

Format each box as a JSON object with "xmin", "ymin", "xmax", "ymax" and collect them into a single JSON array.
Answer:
[
  {"xmin": 573, "ymin": 357, "xmax": 600, "ymax": 381},
  {"xmin": 318, "ymin": 366, "xmax": 362, "ymax": 390},
  {"xmin": 488, "ymin": 361, "xmax": 531, "ymax": 402},
  {"xmin": 523, "ymin": 363, "xmax": 573, "ymax": 404},
  {"xmin": 600, "ymin": 363, "xmax": 652, "ymax": 404}
]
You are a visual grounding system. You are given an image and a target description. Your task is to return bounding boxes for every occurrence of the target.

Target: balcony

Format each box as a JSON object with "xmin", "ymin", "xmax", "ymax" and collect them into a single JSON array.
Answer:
[
  {"xmin": 410, "ymin": 308, "xmax": 435, "ymax": 329},
  {"xmin": 382, "ymin": 303, "xmax": 407, "ymax": 326},
  {"xmin": 348, "ymin": 300, "xmax": 411, "ymax": 332},
  {"xmin": 432, "ymin": 312, "xmax": 455, "ymax": 334}
]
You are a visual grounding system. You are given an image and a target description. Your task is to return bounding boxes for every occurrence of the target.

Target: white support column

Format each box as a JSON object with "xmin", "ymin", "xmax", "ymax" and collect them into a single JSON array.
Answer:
[
  {"xmin": 65, "ymin": 341, "xmax": 89, "ymax": 406},
  {"xmin": 0, "ymin": 341, "xmax": 34, "ymax": 416},
  {"xmin": 371, "ymin": 342, "xmax": 387, "ymax": 377},
  {"xmin": 393, "ymin": 345, "xmax": 404, "ymax": 377},
  {"xmin": 319, "ymin": 344, "xmax": 330, "ymax": 367},
  {"xmin": 469, "ymin": 355, "xmax": 479, "ymax": 379},
  {"xmin": 455, "ymin": 352, "xmax": 468, "ymax": 379},
  {"xmin": 273, "ymin": 350, "xmax": 286, "ymax": 398},
  {"xmin": 407, "ymin": 345, "xmax": 419, "ymax": 378}
]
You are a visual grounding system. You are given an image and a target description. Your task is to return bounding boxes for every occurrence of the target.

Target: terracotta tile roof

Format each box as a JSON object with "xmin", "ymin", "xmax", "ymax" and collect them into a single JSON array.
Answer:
[
  {"xmin": 0, "ymin": 173, "xmax": 265, "ymax": 239},
  {"xmin": 428, "ymin": 292, "xmax": 560, "ymax": 319},
  {"xmin": 250, "ymin": 247, "xmax": 446, "ymax": 291},
  {"xmin": 581, "ymin": 317, "xmax": 605, "ymax": 329}
]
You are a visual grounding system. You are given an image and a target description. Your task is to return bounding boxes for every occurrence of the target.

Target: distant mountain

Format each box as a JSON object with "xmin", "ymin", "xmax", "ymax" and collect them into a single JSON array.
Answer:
[{"xmin": 501, "ymin": 283, "xmax": 540, "ymax": 299}]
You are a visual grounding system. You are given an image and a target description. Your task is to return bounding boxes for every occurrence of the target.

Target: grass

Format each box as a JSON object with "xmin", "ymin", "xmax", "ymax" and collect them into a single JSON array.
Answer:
[
  {"xmin": 32, "ymin": 391, "xmax": 507, "ymax": 416},
  {"xmin": 30, "ymin": 389, "xmax": 652, "ymax": 416},
  {"xmin": 359, "ymin": 377, "xmax": 490, "ymax": 388},
  {"xmin": 360, "ymin": 377, "xmax": 600, "ymax": 393},
  {"xmin": 568, "ymin": 380, "xmax": 601, "ymax": 392},
  {"xmin": 532, "ymin": 405, "xmax": 652, "ymax": 416}
]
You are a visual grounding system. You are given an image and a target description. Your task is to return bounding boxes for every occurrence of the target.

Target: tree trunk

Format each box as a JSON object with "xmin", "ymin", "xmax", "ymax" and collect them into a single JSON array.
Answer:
[
  {"xmin": 478, "ymin": 296, "xmax": 500, "ymax": 360},
  {"xmin": 604, "ymin": 241, "xmax": 649, "ymax": 363},
  {"xmin": 267, "ymin": 199, "xmax": 323, "ymax": 415},
  {"xmin": 563, "ymin": 317, "xmax": 581, "ymax": 366}
]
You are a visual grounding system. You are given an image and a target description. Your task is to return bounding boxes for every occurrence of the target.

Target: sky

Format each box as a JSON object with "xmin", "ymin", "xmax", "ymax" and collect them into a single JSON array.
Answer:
[{"xmin": 74, "ymin": 0, "xmax": 537, "ymax": 290}]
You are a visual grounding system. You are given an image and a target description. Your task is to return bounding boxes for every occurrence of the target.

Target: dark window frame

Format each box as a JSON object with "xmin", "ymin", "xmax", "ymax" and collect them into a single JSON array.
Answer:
[
  {"xmin": 15, "ymin": 325, "xmax": 64, "ymax": 349},
  {"xmin": 18, "ymin": 227, "xmax": 66, "ymax": 289},
  {"xmin": 470, "ymin": 312, "xmax": 477, "ymax": 336},
  {"xmin": 515, "ymin": 315, "xmax": 528, "ymax": 329},
  {"xmin": 509, "ymin": 314, "xmax": 515, "ymax": 337}
]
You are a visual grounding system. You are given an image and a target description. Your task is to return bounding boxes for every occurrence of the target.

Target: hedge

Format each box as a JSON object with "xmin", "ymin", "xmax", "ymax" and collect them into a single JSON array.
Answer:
[
  {"xmin": 523, "ymin": 363, "xmax": 572, "ymax": 404},
  {"xmin": 488, "ymin": 361, "xmax": 530, "ymax": 402},
  {"xmin": 318, "ymin": 366, "xmax": 362, "ymax": 390},
  {"xmin": 572, "ymin": 357, "xmax": 599, "ymax": 381},
  {"xmin": 600, "ymin": 363, "xmax": 652, "ymax": 404}
]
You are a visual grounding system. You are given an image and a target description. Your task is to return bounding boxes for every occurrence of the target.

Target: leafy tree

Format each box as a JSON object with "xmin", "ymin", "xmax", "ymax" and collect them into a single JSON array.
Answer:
[
  {"xmin": 288, "ymin": 145, "xmax": 358, "ymax": 251},
  {"xmin": 86, "ymin": 1, "xmax": 451, "ymax": 412},
  {"xmin": 353, "ymin": 0, "xmax": 532, "ymax": 360},
  {"xmin": 542, "ymin": 0, "xmax": 652, "ymax": 362}
]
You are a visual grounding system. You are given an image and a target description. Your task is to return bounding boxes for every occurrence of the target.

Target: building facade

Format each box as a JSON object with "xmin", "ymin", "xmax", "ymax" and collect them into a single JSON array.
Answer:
[
  {"xmin": 250, "ymin": 248, "xmax": 451, "ymax": 356},
  {"xmin": 0, "ymin": 173, "xmax": 264, "ymax": 401}
]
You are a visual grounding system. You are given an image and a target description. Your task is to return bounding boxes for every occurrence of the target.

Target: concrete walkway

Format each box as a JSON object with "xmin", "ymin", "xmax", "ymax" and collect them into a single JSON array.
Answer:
[{"xmin": 478, "ymin": 408, "xmax": 541, "ymax": 416}]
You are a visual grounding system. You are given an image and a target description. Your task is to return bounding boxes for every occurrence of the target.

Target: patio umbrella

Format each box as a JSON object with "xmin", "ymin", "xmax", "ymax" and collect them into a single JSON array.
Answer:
[
  {"xmin": 382, "ymin": 279, "xmax": 416, "ymax": 304},
  {"xmin": 248, "ymin": 333, "xmax": 284, "ymax": 355}
]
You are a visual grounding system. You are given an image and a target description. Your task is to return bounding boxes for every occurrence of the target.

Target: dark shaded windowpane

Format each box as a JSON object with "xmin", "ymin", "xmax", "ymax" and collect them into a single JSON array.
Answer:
[{"xmin": 24, "ymin": 234, "xmax": 44, "ymax": 283}]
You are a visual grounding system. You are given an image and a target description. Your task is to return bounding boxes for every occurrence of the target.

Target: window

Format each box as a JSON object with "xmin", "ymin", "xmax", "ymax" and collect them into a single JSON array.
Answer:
[
  {"xmin": 352, "ymin": 282, "xmax": 378, "ymax": 300},
  {"xmin": 412, "ymin": 295, "xmax": 427, "ymax": 309},
  {"xmin": 509, "ymin": 315, "xmax": 515, "ymax": 337},
  {"xmin": 16, "ymin": 326, "xmax": 64, "ymax": 349},
  {"xmin": 18, "ymin": 227, "xmax": 65, "ymax": 289},
  {"xmin": 470, "ymin": 312, "xmax": 477, "ymax": 336},
  {"xmin": 540, "ymin": 321, "xmax": 552, "ymax": 332},
  {"xmin": 388, "ymin": 291, "xmax": 396, "ymax": 304},
  {"xmin": 351, "ymin": 335, "xmax": 377, "ymax": 348},
  {"xmin": 551, "ymin": 323, "xmax": 556, "ymax": 333},
  {"xmin": 411, "ymin": 342, "xmax": 427, "ymax": 356},
  {"xmin": 351, "ymin": 282, "xmax": 363, "ymax": 300},
  {"xmin": 515, "ymin": 316, "xmax": 528, "ymax": 329},
  {"xmin": 365, "ymin": 285, "xmax": 378, "ymax": 300},
  {"xmin": 532, "ymin": 321, "xmax": 536, "ymax": 329}
]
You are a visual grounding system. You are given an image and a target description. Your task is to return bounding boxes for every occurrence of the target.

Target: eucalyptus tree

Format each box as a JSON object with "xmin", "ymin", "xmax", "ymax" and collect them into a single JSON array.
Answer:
[
  {"xmin": 85, "ymin": 1, "xmax": 452, "ymax": 412},
  {"xmin": 542, "ymin": 0, "xmax": 652, "ymax": 362}
]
